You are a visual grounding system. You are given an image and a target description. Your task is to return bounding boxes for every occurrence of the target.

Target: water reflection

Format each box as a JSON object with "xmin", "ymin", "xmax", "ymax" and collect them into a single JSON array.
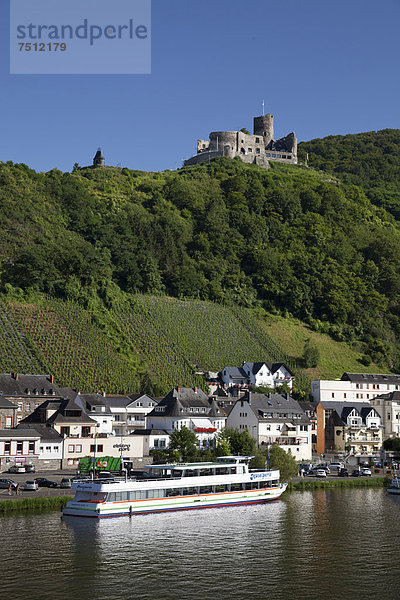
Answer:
[{"xmin": 1, "ymin": 490, "xmax": 400, "ymax": 600}]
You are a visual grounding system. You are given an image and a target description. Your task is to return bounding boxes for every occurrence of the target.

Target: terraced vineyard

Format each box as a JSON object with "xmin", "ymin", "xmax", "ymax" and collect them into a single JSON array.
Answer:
[
  {"xmin": 0, "ymin": 295, "xmax": 310, "ymax": 394},
  {"xmin": 0, "ymin": 300, "xmax": 142, "ymax": 393}
]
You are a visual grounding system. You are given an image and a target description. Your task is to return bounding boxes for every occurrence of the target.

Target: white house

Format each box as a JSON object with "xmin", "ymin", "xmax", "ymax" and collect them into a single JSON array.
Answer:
[
  {"xmin": 370, "ymin": 391, "xmax": 400, "ymax": 440},
  {"xmin": 227, "ymin": 391, "xmax": 312, "ymax": 461},
  {"xmin": 0, "ymin": 428, "xmax": 40, "ymax": 472},
  {"xmin": 221, "ymin": 362, "xmax": 294, "ymax": 390},
  {"xmin": 147, "ymin": 387, "xmax": 226, "ymax": 448},
  {"xmin": 75, "ymin": 393, "xmax": 114, "ymax": 435},
  {"xmin": 129, "ymin": 429, "xmax": 170, "ymax": 455},
  {"xmin": 105, "ymin": 394, "xmax": 158, "ymax": 436},
  {"xmin": 312, "ymin": 372, "xmax": 400, "ymax": 404}
]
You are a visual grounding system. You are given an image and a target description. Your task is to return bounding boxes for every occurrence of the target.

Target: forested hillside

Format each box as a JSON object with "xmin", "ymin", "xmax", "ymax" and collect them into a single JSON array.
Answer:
[
  {"xmin": 299, "ymin": 129, "xmax": 400, "ymax": 218},
  {"xmin": 0, "ymin": 135, "xmax": 399, "ymax": 385}
]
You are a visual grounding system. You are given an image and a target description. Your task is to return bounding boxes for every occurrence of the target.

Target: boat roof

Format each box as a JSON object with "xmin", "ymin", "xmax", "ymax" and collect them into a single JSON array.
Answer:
[{"xmin": 148, "ymin": 456, "xmax": 253, "ymax": 470}]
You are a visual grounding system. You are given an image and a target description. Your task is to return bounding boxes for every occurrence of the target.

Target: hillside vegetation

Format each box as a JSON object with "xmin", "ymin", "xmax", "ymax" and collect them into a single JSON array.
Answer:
[
  {"xmin": 0, "ymin": 131, "xmax": 399, "ymax": 388},
  {"xmin": 0, "ymin": 294, "xmax": 383, "ymax": 396},
  {"xmin": 299, "ymin": 129, "xmax": 400, "ymax": 218}
]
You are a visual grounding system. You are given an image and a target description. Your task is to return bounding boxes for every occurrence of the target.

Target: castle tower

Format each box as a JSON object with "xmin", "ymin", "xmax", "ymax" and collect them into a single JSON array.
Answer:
[
  {"xmin": 93, "ymin": 148, "xmax": 105, "ymax": 167},
  {"xmin": 253, "ymin": 114, "xmax": 274, "ymax": 145}
]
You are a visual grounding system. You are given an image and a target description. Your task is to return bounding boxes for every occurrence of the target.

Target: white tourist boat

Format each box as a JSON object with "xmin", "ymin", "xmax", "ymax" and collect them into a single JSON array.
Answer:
[{"xmin": 62, "ymin": 456, "xmax": 287, "ymax": 518}]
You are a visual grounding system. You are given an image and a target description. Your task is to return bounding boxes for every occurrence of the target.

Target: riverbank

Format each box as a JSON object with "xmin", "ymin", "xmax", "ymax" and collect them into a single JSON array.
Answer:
[
  {"xmin": 0, "ymin": 495, "xmax": 73, "ymax": 513},
  {"xmin": 287, "ymin": 476, "xmax": 388, "ymax": 491}
]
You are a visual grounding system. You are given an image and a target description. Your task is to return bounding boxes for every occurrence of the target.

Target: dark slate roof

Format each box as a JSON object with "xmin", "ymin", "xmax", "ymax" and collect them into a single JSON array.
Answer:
[
  {"xmin": 208, "ymin": 398, "xmax": 225, "ymax": 417},
  {"xmin": 298, "ymin": 401, "xmax": 317, "ymax": 414},
  {"xmin": 321, "ymin": 401, "xmax": 382, "ymax": 422},
  {"xmin": 148, "ymin": 387, "xmax": 215, "ymax": 418},
  {"xmin": 128, "ymin": 394, "xmax": 157, "ymax": 404},
  {"xmin": 79, "ymin": 394, "xmax": 108, "ymax": 407},
  {"xmin": 16, "ymin": 423, "xmax": 63, "ymax": 441},
  {"xmin": 244, "ymin": 362, "xmax": 266, "ymax": 375},
  {"xmin": 374, "ymin": 391, "xmax": 400, "ymax": 402},
  {"xmin": 268, "ymin": 362, "xmax": 294, "ymax": 376},
  {"xmin": 0, "ymin": 373, "xmax": 61, "ymax": 397},
  {"xmin": 241, "ymin": 392, "xmax": 310, "ymax": 424},
  {"xmin": 0, "ymin": 429, "xmax": 40, "ymax": 438},
  {"xmin": 0, "ymin": 396, "xmax": 17, "ymax": 409},
  {"xmin": 222, "ymin": 367, "xmax": 248, "ymax": 379},
  {"xmin": 104, "ymin": 396, "xmax": 137, "ymax": 409},
  {"xmin": 20, "ymin": 398, "xmax": 96, "ymax": 425},
  {"xmin": 341, "ymin": 372, "xmax": 400, "ymax": 384}
]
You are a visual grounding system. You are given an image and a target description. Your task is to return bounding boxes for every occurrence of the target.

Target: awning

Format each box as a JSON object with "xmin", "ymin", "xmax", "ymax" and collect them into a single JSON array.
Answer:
[{"xmin": 191, "ymin": 418, "xmax": 213, "ymax": 428}]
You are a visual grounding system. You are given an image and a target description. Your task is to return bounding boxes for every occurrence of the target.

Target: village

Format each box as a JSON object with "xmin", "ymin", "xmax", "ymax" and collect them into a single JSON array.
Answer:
[{"xmin": 0, "ymin": 364, "xmax": 398, "ymax": 484}]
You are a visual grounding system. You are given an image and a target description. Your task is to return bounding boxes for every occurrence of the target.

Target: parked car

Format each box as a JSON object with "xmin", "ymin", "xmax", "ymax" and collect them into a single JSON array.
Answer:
[
  {"xmin": 24, "ymin": 480, "xmax": 38, "ymax": 491},
  {"xmin": 34, "ymin": 478, "xmax": 58, "ymax": 488},
  {"xmin": 338, "ymin": 468, "xmax": 349, "ymax": 477},
  {"xmin": 60, "ymin": 478, "xmax": 72, "ymax": 489},
  {"xmin": 351, "ymin": 469, "xmax": 361, "ymax": 477},
  {"xmin": 361, "ymin": 468, "xmax": 372, "ymax": 476},
  {"xmin": 0, "ymin": 478, "xmax": 17, "ymax": 490},
  {"xmin": 315, "ymin": 469, "xmax": 327, "ymax": 478},
  {"xmin": 329, "ymin": 462, "xmax": 344, "ymax": 470},
  {"xmin": 8, "ymin": 465, "xmax": 26, "ymax": 474},
  {"xmin": 25, "ymin": 464, "xmax": 36, "ymax": 473},
  {"xmin": 97, "ymin": 471, "xmax": 113, "ymax": 480}
]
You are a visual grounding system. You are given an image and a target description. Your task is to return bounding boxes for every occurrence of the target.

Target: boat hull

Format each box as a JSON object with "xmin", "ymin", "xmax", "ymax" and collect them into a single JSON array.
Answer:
[
  {"xmin": 63, "ymin": 485, "xmax": 287, "ymax": 519},
  {"xmin": 387, "ymin": 487, "xmax": 400, "ymax": 495}
]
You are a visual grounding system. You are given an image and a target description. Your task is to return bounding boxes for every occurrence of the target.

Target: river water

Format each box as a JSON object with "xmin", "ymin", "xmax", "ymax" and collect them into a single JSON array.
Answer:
[{"xmin": 1, "ymin": 488, "xmax": 399, "ymax": 600}]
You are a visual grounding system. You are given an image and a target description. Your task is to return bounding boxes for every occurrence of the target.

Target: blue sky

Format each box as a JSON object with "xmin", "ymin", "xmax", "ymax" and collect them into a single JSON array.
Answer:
[{"xmin": 0, "ymin": 0, "xmax": 399, "ymax": 173}]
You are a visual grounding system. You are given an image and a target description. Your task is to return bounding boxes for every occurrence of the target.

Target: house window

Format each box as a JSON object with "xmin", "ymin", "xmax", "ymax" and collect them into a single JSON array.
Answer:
[
  {"xmin": 160, "ymin": 439, "xmax": 166, "ymax": 448},
  {"xmin": 68, "ymin": 445, "xmax": 75, "ymax": 452},
  {"xmin": 4, "ymin": 441, "xmax": 10, "ymax": 455},
  {"xmin": 17, "ymin": 441, "xmax": 23, "ymax": 455},
  {"xmin": 331, "ymin": 393, "xmax": 335, "ymax": 398},
  {"xmin": 137, "ymin": 402, "xmax": 143, "ymax": 407},
  {"xmin": 344, "ymin": 394, "xmax": 347, "ymax": 399},
  {"xmin": 256, "ymin": 137, "xmax": 260, "ymax": 143},
  {"xmin": 115, "ymin": 415, "xmax": 120, "ymax": 421},
  {"xmin": 46, "ymin": 446, "xmax": 52, "ymax": 452},
  {"xmin": 17, "ymin": 402, "xmax": 23, "ymax": 412},
  {"xmin": 61, "ymin": 427, "xmax": 70, "ymax": 437},
  {"xmin": 256, "ymin": 148, "xmax": 260, "ymax": 154},
  {"xmin": 5, "ymin": 417, "xmax": 12, "ymax": 428},
  {"xmin": 388, "ymin": 413, "xmax": 391, "ymax": 420},
  {"xmin": 356, "ymin": 394, "xmax": 359, "ymax": 399},
  {"xmin": 90, "ymin": 445, "xmax": 96, "ymax": 452},
  {"xmin": 76, "ymin": 444, "xmax": 82, "ymax": 453},
  {"xmin": 154, "ymin": 439, "xmax": 159, "ymax": 447},
  {"xmin": 248, "ymin": 148, "xmax": 252, "ymax": 152},
  {"xmin": 97, "ymin": 445, "xmax": 103, "ymax": 453},
  {"xmin": 53, "ymin": 446, "xmax": 59, "ymax": 452},
  {"xmin": 82, "ymin": 427, "xmax": 91, "ymax": 437},
  {"xmin": 29, "ymin": 441, "xmax": 35, "ymax": 455},
  {"xmin": 26, "ymin": 403, "xmax": 30, "ymax": 411}
]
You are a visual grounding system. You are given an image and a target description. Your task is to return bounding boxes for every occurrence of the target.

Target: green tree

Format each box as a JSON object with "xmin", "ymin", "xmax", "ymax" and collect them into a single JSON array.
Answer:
[
  {"xmin": 168, "ymin": 426, "xmax": 198, "ymax": 461},
  {"xmin": 383, "ymin": 437, "xmax": 400, "ymax": 451},
  {"xmin": 224, "ymin": 428, "xmax": 256, "ymax": 456},
  {"xmin": 303, "ymin": 338, "xmax": 320, "ymax": 368},
  {"xmin": 268, "ymin": 444, "xmax": 298, "ymax": 481},
  {"xmin": 215, "ymin": 428, "xmax": 232, "ymax": 456}
]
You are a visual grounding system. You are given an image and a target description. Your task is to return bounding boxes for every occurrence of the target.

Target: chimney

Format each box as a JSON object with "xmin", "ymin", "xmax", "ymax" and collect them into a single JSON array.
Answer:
[
  {"xmin": 178, "ymin": 387, "xmax": 181, "ymax": 393},
  {"xmin": 15, "ymin": 373, "xmax": 18, "ymax": 381},
  {"xmin": 50, "ymin": 374, "xmax": 54, "ymax": 384},
  {"xmin": 248, "ymin": 391, "xmax": 252, "ymax": 404},
  {"xmin": 194, "ymin": 386, "xmax": 197, "ymax": 393},
  {"xmin": 102, "ymin": 391, "xmax": 106, "ymax": 397}
]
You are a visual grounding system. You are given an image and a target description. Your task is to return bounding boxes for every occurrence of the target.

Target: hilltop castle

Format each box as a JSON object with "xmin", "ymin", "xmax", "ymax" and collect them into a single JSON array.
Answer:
[{"xmin": 184, "ymin": 113, "xmax": 297, "ymax": 169}]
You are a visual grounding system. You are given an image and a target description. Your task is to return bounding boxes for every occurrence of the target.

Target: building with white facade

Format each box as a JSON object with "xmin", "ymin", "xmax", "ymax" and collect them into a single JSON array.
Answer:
[
  {"xmin": 316, "ymin": 401, "xmax": 382, "ymax": 456},
  {"xmin": 147, "ymin": 387, "xmax": 226, "ymax": 448},
  {"xmin": 105, "ymin": 394, "xmax": 158, "ymax": 436},
  {"xmin": 0, "ymin": 429, "xmax": 40, "ymax": 472},
  {"xmin": 221, "ymin": 362, "xmax": 294, "ymax": 390},
  {"xmin": 311, "ymin": 372, "xmax": 400, "ymax": 404},
  {"xmin": 370, "ymin": 391, "xmax": 400, "ymax": 441},
  {"xmin": 227, "ymin": 391, "xmax": 312, "ymax": 461}
]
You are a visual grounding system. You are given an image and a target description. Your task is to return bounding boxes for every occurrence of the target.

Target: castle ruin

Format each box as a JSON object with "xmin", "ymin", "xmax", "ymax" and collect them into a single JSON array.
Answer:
[{"xmin": 184, "ymin": 113, "xmax": 297, "ymax": 169}]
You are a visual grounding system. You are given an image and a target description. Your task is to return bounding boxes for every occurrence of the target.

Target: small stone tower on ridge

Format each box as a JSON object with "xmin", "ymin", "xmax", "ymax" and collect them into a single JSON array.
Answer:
[{"xmin": 93, "ymin": 148, "xmax": 105, "ymax": 167}]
